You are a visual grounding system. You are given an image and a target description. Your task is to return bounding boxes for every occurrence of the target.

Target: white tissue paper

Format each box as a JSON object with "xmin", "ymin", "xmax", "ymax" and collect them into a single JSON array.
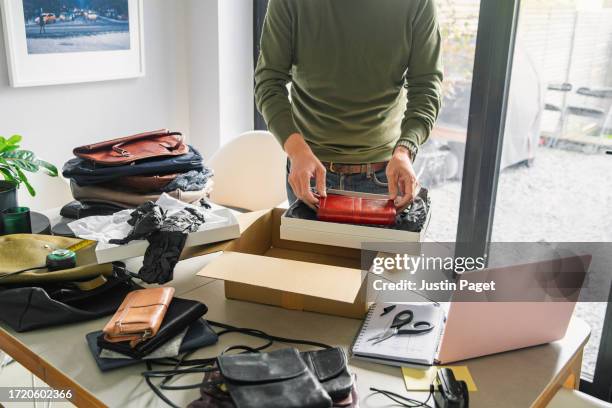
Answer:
[{"xmin": 68, "ymin": 193, "xmax": 226, "ymax": 250}]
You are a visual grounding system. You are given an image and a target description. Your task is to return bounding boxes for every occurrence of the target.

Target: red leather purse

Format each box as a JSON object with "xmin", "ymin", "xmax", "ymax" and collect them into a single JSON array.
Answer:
[
  {"xmin": 73, "ymin": 130, "xmax": 188, "ymax": 166},
  {"xmin": 317, "ymin": 194, "xmax": 396, "ymax": 225}
]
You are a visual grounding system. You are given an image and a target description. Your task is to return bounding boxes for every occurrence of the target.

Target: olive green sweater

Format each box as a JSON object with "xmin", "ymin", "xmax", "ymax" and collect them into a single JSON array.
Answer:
[{"xmin": 254, "ymin": 0, "xmax": 443, "ymax": 163}]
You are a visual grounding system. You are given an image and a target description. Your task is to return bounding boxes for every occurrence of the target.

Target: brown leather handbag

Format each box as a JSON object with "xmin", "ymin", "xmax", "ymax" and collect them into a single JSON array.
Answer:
[{"xmin": 73, "ymin": 130, "xmax": 188, "ymax": 166}]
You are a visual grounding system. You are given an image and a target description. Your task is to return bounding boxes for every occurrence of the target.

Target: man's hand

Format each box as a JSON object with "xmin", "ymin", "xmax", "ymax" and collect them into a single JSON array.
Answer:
[
  {"xmin": 284, "ymin": 133, "xmax": 327, "ymax": 207},
  {"xmin": 387, "ymin": 146, "xmax": 419, "ymax": 209}
]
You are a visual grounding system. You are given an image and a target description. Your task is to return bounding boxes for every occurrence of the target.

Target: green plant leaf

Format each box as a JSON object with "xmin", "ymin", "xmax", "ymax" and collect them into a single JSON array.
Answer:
[
  {"xmin": 7, "ymin": 135, "xmax": 22, "ymax": 145},
  {"xmin": 4, "ymin": 149, "xmax": 35, "ymax": 160},
  {"xmin": 14, "ymin": 167, "xmax": 35, "ymax": 196},
  {"xmin": 1, "ymin": 145, "xmax": 19, "ymax": 153},
  {"xmin": 35, "ymin": 159, "xmax": 58, "ymax": 177},
  {"xmin": 3, "ymin": 150, "xmax": 39, "ymax": 173},
  {"xmin": 0, "ymin": 166, "xmax": 18, "ymax": 183},
  {"xmin": 0, "ymin": 135, "xmax": 21, "ymax": 154}
]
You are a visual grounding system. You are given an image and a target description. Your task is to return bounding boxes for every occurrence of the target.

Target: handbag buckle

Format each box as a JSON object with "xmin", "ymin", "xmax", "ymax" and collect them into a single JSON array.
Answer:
[{"xmin": 112, "ymin": 146, "xmax": 132, "ymax": 157}]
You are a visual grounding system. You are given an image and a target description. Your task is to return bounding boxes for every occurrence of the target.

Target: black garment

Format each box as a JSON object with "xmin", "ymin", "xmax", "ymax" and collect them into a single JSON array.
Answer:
[
  {"xmin": 60, "ymin": 200, "xmax": 124, "ymax": 219},
  {"xmin": 62, "ymin": 146, "xmax": 204, "ymax": 186},
  {"xmin": 109, "ymin": 202, "xmax": 165, "ymax": 245},
  {"xmin": 110, "ymin": 203, "xmax": 207, "ymax": 284}
]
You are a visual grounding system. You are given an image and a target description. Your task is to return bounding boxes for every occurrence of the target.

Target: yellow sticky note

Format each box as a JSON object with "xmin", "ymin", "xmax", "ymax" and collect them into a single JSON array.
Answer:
[{"xmin": 401, "ymin": 366, "xmax": 477, "ymax": 392}]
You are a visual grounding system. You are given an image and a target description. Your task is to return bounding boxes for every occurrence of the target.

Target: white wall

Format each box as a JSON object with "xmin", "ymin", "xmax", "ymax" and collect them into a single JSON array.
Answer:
[
  {"xmin": 188, "ymin": 0, "xmax": 254, "ymax": 155},
  {"xmin": 0, "ymin": 0, "xmax": 255, "ymax": 211},
  {"xmin": 188, "ymin": 0, "xmax": 221, "ymax": 156},
  {"xmin": 218, "ymin": 0, "xmax": 254, "ymax": 146}
]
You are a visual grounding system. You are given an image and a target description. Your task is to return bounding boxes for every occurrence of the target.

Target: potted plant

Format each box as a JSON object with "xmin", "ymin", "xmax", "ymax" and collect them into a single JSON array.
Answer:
[{"xmin": 0, "ymin": 135, "xmax": 58, "ymax": 210}]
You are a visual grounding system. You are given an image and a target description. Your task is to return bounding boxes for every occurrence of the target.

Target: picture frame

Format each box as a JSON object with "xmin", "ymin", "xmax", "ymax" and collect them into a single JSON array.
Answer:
[{"xmin": 1, "ymin": 0, "xmax": 145, "ymax": 87}]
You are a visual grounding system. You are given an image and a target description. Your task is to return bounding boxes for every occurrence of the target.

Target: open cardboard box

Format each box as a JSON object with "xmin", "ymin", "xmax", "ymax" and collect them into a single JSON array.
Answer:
[{"xmin": 195, "ymin": 208, "xmax": 371, "ymax": 319}]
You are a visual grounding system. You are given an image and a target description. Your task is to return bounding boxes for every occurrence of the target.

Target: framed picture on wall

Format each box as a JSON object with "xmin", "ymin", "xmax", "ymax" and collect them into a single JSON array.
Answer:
[{"xmin": 1, "ymin": 0, "xmax": 144, "ymax": 87}]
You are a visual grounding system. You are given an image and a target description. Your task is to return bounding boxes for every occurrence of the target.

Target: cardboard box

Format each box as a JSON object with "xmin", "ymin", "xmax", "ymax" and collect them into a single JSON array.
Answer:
[
  {"xmin": 95, "ymin": 205, "xmax": 240, "ymax": 263},
  {"xmin": 280, "ymin": 189, "xmax": 430, "ymax": 251},
  {"xmin": 196, "ymin": 208, "xmax": 370, "ymax": 319}
]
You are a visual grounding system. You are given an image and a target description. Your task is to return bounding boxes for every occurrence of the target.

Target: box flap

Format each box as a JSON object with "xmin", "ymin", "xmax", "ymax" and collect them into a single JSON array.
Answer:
[
  {"xmin": 197, "ymin": 251, "xmax": 365, "ymax": 304},
  {"xmin": 182, "ymin": 209, "xmax": 272, "ymax": 258}
]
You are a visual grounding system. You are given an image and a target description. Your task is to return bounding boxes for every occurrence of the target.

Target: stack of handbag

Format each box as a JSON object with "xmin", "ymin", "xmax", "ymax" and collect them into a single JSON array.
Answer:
[
  {"xmin": 0, "ymin": 234, "xmax": 139, "ymax": 332},
  {"xmin": 188, "ymin": 347, "xmax": 358, "ymax": 408},
  {"xmin": 61, "ymin": 130, "xmax": 214, "ymax": 218},
  {"xmin": 86, "ymin": 287, "xmax": 218, "ymax": 371}
]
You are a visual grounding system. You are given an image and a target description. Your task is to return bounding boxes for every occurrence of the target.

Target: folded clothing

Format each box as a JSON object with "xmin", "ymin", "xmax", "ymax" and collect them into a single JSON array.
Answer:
[
  {"xmin": 113, "ymin": 173, "xmax": 180, "ymax": 193},
  {"xmin": 87, "ymin": 318, "xmax": 218, "ymax": 372},
  {"xmin": 113, "ymin": 169, "xmax": 214, "ymax": 194},
  {"xmin": 97, "ymin": 297, "xmax": 208, "ymax": 359},
  {"xmin": 62, "ymin": 145, "xmax": 204, "ymax": 186},
  {"xmin": 71, "ymin": 180, "xmax": 209, "ymax": 208}
]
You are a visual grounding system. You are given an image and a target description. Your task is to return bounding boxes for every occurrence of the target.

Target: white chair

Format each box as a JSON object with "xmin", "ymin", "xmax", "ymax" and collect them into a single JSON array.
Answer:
[
  {"xmin": 547, "ymin": 388, "xmax": 612, "ymax": 408},
  {"xmin": 207, "ymin": 131, "xmax": 288, "ymax": 211}
]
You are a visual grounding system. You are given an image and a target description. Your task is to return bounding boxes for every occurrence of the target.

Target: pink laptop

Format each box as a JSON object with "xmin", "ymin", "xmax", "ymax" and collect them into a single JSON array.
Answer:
[{"xmin": 436, "ymin": 254, "xmax": 591, "ymax": 364}]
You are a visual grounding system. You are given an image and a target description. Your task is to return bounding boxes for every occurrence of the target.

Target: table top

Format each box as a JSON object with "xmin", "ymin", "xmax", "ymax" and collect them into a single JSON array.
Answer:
[{"xmin": 0, "ymin": 253, "xmax": 591, "ymax": 408}]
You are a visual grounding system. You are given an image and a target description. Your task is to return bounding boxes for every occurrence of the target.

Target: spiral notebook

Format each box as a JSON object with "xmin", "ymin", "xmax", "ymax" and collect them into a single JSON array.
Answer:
[{"xmin": 351, "ymin": 302, "xmax": 445, "ymax": 366}]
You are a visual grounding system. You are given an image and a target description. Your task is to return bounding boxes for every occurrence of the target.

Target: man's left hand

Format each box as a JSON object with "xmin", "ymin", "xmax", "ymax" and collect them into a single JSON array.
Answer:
[{"xmin": 386, "ymin": 146, "xmax": 419, "ymax": 210}]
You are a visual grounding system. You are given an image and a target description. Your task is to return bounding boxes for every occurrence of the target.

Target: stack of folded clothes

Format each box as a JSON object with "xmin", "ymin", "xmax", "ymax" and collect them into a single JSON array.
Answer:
[
  {"xmin": 86, "ymin": 287, "xmax": 218, "ymax": 371},
  {"xmin": 61, "ymin": 130, "xmax": 214, "ymax": 218}
]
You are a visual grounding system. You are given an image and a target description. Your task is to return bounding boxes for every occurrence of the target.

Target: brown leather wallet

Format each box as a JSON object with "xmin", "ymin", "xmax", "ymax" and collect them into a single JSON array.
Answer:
[
  {"xmin": 317, "ymin": 194, "xmax": 396, "ymax": 225},
  {"xmin": 102, "ymin": 287, "xmax": 175, "ymax": 347}
]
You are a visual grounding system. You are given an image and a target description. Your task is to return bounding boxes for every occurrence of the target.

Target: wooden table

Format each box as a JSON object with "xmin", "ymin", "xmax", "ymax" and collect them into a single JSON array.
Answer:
[{"xmin": 0, "ymin": 253, "xmax": 590, "ymax": 408}]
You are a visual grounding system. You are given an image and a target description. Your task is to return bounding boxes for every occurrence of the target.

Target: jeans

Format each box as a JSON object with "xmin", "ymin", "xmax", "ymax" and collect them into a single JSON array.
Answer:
[{"xmin": 286, "ymin": 160, "xmax": 390, "ymax": 204}]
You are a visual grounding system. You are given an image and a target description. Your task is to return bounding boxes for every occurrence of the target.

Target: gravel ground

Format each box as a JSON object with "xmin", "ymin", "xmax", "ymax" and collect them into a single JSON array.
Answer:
[{"xmin": 425, "ymin": 146, "xmax": 612, "ymax": 377}]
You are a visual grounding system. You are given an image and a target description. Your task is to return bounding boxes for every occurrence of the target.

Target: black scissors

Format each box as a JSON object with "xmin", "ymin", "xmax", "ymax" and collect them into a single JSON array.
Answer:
[{"xmin": 367, "ymin": 310, "xmax": 434, "ymax": 345}]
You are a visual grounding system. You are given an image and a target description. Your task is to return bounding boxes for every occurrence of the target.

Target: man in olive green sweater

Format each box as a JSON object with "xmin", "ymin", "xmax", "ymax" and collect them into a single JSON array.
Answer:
[{"xmin": 255, "ymin": 0, "xmax": 443, "ymax": 209}]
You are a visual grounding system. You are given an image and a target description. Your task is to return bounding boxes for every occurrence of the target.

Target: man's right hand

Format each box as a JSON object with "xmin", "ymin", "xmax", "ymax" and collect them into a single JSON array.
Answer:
[{"xmin": 284, "ymin": 133, "xmax": 327, "ymax": 207}]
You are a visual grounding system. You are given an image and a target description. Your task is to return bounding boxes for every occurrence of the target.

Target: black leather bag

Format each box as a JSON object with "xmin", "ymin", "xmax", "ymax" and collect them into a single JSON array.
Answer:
[
  {"xmin": 218, "ymin": 348, "xmax": 333, "ymax": 408},
  {"xmin": 301, "ymin": 347, "xmax": 353, "ymax": 402},
  {"xmin": 0, "ymin": 272, "xmax": 138, "ymax": 332}
]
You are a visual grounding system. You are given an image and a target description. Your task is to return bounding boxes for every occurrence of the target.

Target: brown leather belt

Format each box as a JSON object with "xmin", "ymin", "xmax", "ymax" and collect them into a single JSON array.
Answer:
[{"xmin": 321, "ymin": 161, "xmax": 387, "ymax": 175}]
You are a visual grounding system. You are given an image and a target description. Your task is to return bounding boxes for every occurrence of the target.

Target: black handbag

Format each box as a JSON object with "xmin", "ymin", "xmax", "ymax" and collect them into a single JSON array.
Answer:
[
  {"xmin": 218, "ymin": 348, "xmax": 333, "ymax": 408},
  {"xmin": 0, "ymin": 268, "xmax": 138, "ymax": 332},
  {"xmin": 96, "ymin": 297, "xmax": 208, "ymax": 359},
  {"xmin": 301, "ymin": 347, "xmax": 353, "ymax": 402}
]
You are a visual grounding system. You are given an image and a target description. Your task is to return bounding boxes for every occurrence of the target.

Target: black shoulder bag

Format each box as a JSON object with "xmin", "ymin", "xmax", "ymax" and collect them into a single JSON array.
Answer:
[{"xmin": 141, "ymin": 321, "xmax": 353, "ymax": 408}]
